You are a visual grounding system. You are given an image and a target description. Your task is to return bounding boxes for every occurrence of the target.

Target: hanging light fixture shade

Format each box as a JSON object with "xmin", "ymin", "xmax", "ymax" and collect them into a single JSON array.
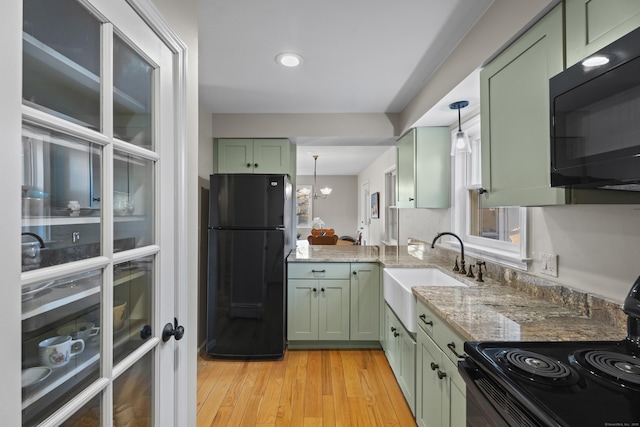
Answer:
[
  {"xmin": 449, "ymin": 100, "xmax": 472, "ymax": 156},
  {"xmin": 312, "ymin": 155, "xmax": 332, "ymax": 199}
]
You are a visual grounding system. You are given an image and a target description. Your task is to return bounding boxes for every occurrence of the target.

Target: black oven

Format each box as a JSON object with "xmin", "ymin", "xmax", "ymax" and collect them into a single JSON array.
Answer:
[
  {"xmin": 550, "ymin": 25, "xmax": 640, "ymax": 191},
  {"xmin": 458, "ymin": 277, "xmax": 640, "ymax": 427}
]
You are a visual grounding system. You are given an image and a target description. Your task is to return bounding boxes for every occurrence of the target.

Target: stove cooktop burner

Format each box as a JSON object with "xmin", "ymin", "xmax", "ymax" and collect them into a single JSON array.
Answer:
[
  {"xmin": 497, "ymin": 349, "xmax": 578, "ymax": 386},
  {"xmin": 573, "ymin": 349, "xmax": 640, "ymax": 388}
]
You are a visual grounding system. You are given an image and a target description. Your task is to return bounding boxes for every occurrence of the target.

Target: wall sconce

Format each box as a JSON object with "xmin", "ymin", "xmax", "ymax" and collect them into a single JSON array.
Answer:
[{"xmin": 449, "ymin": 100, "xmax": 472, "ymax": 156}]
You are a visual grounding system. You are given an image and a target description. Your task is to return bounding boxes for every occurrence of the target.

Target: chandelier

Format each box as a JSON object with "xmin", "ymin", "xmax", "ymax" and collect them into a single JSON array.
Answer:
[{"xmin": 312, "ymin": 155, "xmax": 332, "ymax": 199}]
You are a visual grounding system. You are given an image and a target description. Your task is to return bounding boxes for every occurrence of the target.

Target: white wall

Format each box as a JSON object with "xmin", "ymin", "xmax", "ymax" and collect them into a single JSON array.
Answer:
[
  {"xmin": 295, "ymin": 175, "xmax": 358, "ymax": 239},
  {"xmin": 199, "ymin": 106, "xmax": 214, "ymax": 181},
  {"xmin": 529, "ymin": 205, "xmax": 640, "ymax": 303}
]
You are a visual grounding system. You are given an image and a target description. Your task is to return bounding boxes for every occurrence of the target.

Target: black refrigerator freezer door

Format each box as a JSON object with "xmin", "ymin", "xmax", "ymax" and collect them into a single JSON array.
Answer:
[
  {"xmin": 209, "ymin": 174, "xmax": 289, "ymax": 228},
  {"xmin": 206, "ymin": 229, "xmax": 285, "ymax": 359}
]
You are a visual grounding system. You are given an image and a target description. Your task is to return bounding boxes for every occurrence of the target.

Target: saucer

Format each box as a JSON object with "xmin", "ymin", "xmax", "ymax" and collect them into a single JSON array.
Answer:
[{"xmin": 22, "ymin": 366, "xmax": 52, "ymax": 388}]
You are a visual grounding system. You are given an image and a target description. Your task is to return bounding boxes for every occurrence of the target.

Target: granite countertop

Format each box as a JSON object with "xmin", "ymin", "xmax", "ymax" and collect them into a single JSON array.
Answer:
[
  {"xmin": 287, "ymin": 243, "xmax": 627, "ymax": 343},
  {"xmin": 413, "ymin": 283, "xmax": 625, "ymax": 343}
]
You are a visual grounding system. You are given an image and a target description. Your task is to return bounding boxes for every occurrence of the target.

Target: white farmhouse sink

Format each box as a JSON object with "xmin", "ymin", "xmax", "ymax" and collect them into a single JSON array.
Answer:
[{"xmin": 383, "ymin": 268, "xmax": 467, "ymax": 333}]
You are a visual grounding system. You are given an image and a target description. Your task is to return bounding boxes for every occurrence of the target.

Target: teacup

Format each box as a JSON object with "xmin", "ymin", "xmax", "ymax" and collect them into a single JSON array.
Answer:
[
  {"xmin": 38, "ymin": 336, "xmax": 85, "ymax": 369},
  {"xmin": 58, "ymin": 322, "xmax": 100, "ymax": 342},
  {"xmin": 113, "ymin": 300, "xmax": 127, "ymax": 331}
]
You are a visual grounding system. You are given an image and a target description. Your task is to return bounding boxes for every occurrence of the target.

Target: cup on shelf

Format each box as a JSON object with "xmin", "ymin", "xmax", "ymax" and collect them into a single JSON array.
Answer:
[
  {"xmin": 38, "ymin": 336, "xmax": 85, "ymax": 369},
  {"xmin": 113, "ymin": 300, "xmax": 128, "ymax": 331},
  {"xmin": 67, "ymin": 200, "xmax": 81, "ymax": 216},
  {"xmin": 58, "ymin": 322, "xmax": 100, "ymax": 342}
]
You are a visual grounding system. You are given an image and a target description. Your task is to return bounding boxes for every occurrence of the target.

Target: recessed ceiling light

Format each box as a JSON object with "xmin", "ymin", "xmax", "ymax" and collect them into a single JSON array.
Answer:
[
  {"xmin": 582, "ymin": 55, "xmax": 609, "ymax": 67},
  {"xmin": 275, "ymin": 52, "xmax": 303, "ymax": 68}
]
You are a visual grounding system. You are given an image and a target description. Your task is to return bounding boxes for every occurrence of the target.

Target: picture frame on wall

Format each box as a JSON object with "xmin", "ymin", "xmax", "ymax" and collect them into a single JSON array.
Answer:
[
  {"xmin": 371, "ymin": 192, "xmax": 380, "ymax": 219},
  {"xmin": 296, "ymin": 184, "xmax": 312, "ymax": 227}
]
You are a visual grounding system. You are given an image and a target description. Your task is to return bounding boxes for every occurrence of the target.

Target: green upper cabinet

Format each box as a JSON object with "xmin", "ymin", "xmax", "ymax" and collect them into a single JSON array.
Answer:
[
  {"xmin": 216, "ymin": 138, "xmax": 292, "ymax": 174},
  {"xmin": 566, "ymin": 0, "xmax": 640, "ymax": 67},
  {"xmin": 480, "ymin": 5, "xmax": 565, "ymax": 207},
  {"xmin": 396, "ymin": 127, "xmax": 450, "ymax": 209}
]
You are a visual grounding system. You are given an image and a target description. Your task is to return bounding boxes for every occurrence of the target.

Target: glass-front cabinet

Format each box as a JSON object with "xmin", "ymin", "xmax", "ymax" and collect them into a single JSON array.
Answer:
[{"xmin": 19, "ymin": 0, "xmax": 180, "ymax": 425}]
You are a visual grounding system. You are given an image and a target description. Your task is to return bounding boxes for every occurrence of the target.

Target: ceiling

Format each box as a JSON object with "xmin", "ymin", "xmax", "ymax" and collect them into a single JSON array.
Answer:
[{"xmin": 198, "ymin": 0, "xmax": 494, "ymax": 174}]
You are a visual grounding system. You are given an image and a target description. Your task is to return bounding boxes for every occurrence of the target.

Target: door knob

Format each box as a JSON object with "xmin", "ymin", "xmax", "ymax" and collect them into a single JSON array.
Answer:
[
  {"xmin": 140, "ymin": 325, "xmax": 152, "ymax": 340},
  {"xmin": 162, "ymin": 318, "xmax": 185, "ymax": 342}
]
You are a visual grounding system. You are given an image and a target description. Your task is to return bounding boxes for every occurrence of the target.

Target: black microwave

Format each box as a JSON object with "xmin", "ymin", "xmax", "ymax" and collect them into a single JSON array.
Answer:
[{"xmin": 550, "ymin": 26, "xmax": 640, "ymax": 191}]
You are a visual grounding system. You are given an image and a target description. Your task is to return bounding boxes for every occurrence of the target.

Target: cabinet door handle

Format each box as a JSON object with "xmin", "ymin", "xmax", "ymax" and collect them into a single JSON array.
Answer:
[
  {"xmin": 321, "ymin": 288, "xmax": 325, "ymax": 292},
  {"xmin": 419, "ymin": 314, "xmax": 433, "ymax": 326},
  {"xmin": 246, "ymin": 163, "xmax": 252, "ymax": 168},
  {"xmin": 312, "ymin": 288, "xmax": 317, "ymax": 292},
  {"xmin": 447, "ymin": 342, "xmax": 464, "ymax": 359},
  {"xmin": 390, "ymin": 327, "xmax": 396, "ymax": 332},
  {"xmin": 311, "ymin": 269, "xmax": 326, "ymax": 273},
  {"xmin": 437, "ymin": 370, "xmax": 447, "ymax": 380},
  {"xmin": 393, "ymin": 331, "xmax": 400, "ymax": 337},
  {"xmin": 254, "ymin": 163, "xmax": 259, "ymax": 168},
  {"xmin": 430, "ymin": 362, "xmax": 439, "ymax": 371},
  {"xmin": 409, "ymin": 197, "xmax": 414, "ymax": 201}
]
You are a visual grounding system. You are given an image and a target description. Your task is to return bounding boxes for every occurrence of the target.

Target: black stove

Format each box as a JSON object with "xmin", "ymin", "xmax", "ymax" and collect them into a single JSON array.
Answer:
[{"xmin": 459, "ymin": 276, "xmax": 640, "ymax": 427}]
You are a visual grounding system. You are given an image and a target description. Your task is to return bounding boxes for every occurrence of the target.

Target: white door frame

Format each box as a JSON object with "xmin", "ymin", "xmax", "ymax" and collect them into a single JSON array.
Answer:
[{"xmin": 124, "ymin": 1, "xmax": 191, "ymax": 425}]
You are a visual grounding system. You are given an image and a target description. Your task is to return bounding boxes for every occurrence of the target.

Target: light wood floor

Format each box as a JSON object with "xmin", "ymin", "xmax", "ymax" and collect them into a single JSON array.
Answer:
[{"xmin": 197, "ymin": 348, "xmax": 417, "ymax": 427}]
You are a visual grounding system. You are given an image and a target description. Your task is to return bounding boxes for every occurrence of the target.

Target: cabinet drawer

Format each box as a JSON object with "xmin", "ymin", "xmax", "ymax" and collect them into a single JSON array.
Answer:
[
  {"xmin": 417, "ymin": 300, "xmax": 466, "ymax": 363},
  {"xmin": 416, "ymin": 301, "xmax": 436, "ymax": 337},
  {"xmin": 288, "ymin": 263, "xmax": 351, "ymax": 279},
  {"xmin": 435, "ymin": 321, "xmax": 466, "ymax": 364}
]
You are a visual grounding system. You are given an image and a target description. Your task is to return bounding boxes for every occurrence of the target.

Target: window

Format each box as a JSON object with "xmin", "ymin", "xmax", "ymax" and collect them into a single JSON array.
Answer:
[
  {"xmin": 385, "ymin": 168, "xmax": 398, "ymax": 243},
  {"xmin": 452, "ymin": 115, "xmax": 528, "ymax": 269}
]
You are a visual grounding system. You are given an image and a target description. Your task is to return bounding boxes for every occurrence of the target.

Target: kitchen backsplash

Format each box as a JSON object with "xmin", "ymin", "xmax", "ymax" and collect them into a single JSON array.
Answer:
[{"xmin": 427, "ymin": 243, "xmax": 628, "ymax": 333}]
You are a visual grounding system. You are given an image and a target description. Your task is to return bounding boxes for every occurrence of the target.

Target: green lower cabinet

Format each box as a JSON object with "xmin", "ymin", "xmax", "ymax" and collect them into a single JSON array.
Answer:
[
  {"xmin": 416, "ymin": 312, "xmax": 466, "ymax": 427},
  {"xmin": 384, "ymin": 303, "xmax": 416, "ymax": 415},
  {"xmin": 287, "ymin": 262, "xmax": 380, "ymax": 347},
  {"xmin": 287, "ymin": 279, "xmax": 350, "ymax": 341},
  {"xmin": 350, "ymin": 263, "xmax": 380, "ymax": 341}
]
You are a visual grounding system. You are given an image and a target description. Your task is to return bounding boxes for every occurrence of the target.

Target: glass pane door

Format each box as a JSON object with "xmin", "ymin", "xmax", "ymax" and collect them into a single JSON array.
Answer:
[{"xmin": 20, "ymin": 0, "xmax": 177, "ymax": 425}]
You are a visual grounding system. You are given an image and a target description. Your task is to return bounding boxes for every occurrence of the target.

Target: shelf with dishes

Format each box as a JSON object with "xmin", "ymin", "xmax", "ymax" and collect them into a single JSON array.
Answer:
[
  {"xmin": 22, "ymin": 269, "xmax": 147, "ymax": 321},
  {"xmin": 22, "ymin": 318, "xmax": 148, "ymax": 413}
]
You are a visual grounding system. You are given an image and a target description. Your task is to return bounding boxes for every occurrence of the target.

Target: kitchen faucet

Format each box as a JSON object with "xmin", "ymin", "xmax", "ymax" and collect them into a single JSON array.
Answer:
[{"xmin": 431, "ymin": 232, "xmax": 466, "ymax": 275}]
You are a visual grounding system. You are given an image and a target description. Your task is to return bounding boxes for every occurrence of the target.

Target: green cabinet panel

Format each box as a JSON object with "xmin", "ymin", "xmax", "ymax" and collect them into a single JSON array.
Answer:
[
  {"xmin": 287, "ymin": 278, "xmax": 349, "ymax": 341},
  {"xmin": 384, "ymin": 303, "xmax": 416, "ymax": 415},
  {"xmin": 416, "ymin": 326, "xmax": 444, "ymax": 427},
  {"xmin": 318, "ymin": 280, "xmax": 350, "ymax": 341},
  {"xmin": 384, "ymin": 304, "xmax": 401, "ymax": 370},
  {"xmin": 287, "ymin": 279, "xmax": 320, "ymax": 340},
  {"xmin": 566, "ymin": 0, "xmax": 640, "ymax": 67},
  {"xmin": 216, "ymin": 138, "xmax": 291, "ymax": 174},
  {"xmin": 350, "ymin": 263, "xmax": 380, "ymax": 341},
  {"xmin": 396, "ymin": 127, "xmax": 450, "ymax": 208},
  {"xmin": 480, "ymin": 5, "xmax": 566, "ymax": 207},
  {"xmin": 416, "ymin": 300, "xmax": 466, "ymax": 427}
]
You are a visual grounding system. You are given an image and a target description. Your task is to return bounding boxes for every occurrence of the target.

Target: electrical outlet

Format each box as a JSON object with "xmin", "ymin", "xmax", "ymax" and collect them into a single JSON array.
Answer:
[{"xmin": 541, "ymin": 252, "xmax": 558, "ymax": 277}]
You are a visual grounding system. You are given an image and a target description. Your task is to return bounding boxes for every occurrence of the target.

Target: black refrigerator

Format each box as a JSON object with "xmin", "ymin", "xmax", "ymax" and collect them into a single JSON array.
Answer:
[{"xmin": 206, "ymin": 174, "xmax": 293, "ymax": 359}]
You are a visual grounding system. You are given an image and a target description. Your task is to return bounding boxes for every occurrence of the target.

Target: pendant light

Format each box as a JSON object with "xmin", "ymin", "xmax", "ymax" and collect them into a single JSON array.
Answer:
[
  {"xmin": 449, "ymin": 100, "xmax": 472, "ymax": 156},
  {"xmin": 312, "ymin": 154, "xmax": 332, "ymax": 199}
]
